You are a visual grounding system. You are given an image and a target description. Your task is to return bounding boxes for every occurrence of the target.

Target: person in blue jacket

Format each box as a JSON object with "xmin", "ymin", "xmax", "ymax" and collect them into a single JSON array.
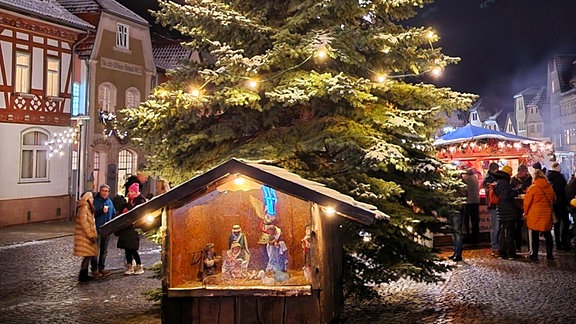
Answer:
[{"xmin": 92, "ymin": 184, "xmax": 116, "ymax": 277}]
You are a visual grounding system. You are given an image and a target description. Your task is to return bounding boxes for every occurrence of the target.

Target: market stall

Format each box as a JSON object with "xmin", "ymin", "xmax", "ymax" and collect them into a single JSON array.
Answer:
[{"xmin": 433, "ymin": 124, "xmax": 552, "ymax": 243}]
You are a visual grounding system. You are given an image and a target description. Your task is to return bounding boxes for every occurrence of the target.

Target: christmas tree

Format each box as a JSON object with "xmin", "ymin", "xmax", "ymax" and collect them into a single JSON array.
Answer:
[{"xmin": 123, "ymin": 0, "xmax": 476, "ymax": 298}]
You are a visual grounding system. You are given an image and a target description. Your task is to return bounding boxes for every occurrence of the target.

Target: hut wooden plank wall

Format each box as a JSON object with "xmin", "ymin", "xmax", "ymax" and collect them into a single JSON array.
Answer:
[{"xmin": 100, "ymin": 159, "xmax": 385, "ymax": 323}]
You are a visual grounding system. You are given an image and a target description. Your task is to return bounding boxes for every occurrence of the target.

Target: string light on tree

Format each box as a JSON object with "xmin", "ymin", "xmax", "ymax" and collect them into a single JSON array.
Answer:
[
  {"xmin": 247, "ymin": 79, "xmax": 258, "ymax": 90},
  {"xmin": 190, "ymin": 87, "xmax": 201, "ymax": 97},
  {"xmin": 376, "ymin": 74, "xmax": 387, "ymax": 83}
]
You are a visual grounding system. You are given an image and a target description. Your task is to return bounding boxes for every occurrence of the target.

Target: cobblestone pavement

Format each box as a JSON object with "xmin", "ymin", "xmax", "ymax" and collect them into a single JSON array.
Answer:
[
  {"xmin": 0, "ymin": 235, "xmax": 162, "ymax": 324},
  {"xmin": 1, "ymin": 223, "xmax": 576, "ymax": 323},
  {"xmin": 341, "ymin": 246, "xmax": 576, "ymax": 324}
]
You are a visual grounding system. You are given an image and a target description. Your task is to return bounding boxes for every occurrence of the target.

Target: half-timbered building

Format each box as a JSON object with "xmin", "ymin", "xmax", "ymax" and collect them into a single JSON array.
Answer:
[{"xmin": 0, "ymin": 0, "xmax": 92, "ymax": 226}]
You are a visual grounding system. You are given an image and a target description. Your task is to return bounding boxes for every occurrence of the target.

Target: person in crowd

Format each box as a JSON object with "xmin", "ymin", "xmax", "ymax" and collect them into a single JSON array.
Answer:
[
  {"xmin": 448, "ymin": 175, "xmax": 467, "ymax": 262},
  {"xmin": 91, "ymin": 184, "xmax": 116, "ymax": 278},
  {"xmin": 462, "ymin": 166, "xmax": 480, "ymax": 244},
  {"xmin": 566, "ymin": 172, "xmax": 576, "ymax": 222},
  {"xmin": 546, "ymin": 162, "xmax": 570, "ymax": 250},
  {"xmin": 123, "ymin": 171, "xmax": 148, "ymax": 196},
  {"xmin": 523, "ymin": 170, "xmax": 555, "ymax": 261},
  {"xmin": 495, "ymin": 165, "xmax": 523, "ymax": 259},
  {"xmin": 511, "ymin": 164, "xmax": 533, "ymax": 192},
  {"xmin": 510, "ymin": 164, "xmax": 532, "ymax": 252},
  {"xmin": 482, "ymin": 162, "xmax": 500, "ymax": 256},
  {"xmin": 74, "ymin": 192, "xmax": 98, "ymax": 282},
  {"xmin": 156, "ymin": 178, "xmax": 171, "ymax": 195},
  {"xmin": 116, "ymin": 183, "xmax": 147, "ymax": 275}
]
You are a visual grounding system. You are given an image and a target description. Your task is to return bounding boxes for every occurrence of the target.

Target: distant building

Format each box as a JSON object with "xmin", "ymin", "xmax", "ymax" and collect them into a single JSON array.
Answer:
[
  {"xmin": 57, "ymin": 0, "xmax": 156, "ymax": 197},
  {"xmin": 438, "ymin": 100, "xmax": 504, "ymax": 136},
  {"xmin": 548, "ymin": 54, "xmax": 576, "ymax": 151},
  {"xmin": 513, "ymin": 86, "xmax": 548, "ymax": 141}
]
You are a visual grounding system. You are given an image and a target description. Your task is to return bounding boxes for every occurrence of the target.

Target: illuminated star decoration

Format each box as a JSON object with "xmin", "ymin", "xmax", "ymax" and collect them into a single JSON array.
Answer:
[{"xmin": 45, "ymin": 126, "xmax": 80, "ymax": 158}]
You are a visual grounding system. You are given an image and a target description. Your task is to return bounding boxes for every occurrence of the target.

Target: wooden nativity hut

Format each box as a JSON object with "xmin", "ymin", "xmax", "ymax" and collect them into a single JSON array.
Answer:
[{"xmin": 100, "ymin": 158, "xmax": 387, "ymax": 323}]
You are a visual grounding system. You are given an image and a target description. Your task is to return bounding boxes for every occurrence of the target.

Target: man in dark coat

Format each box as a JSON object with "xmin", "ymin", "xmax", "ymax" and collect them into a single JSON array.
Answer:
[
  {"xmin": 510, "ymin": 164, "xmax": 532, "ymax": 252},
  {"xmin": 92, "ymin": 184, "xmax": 116, "ymax": 277},
  {"xmin": 495, "ymin": 165, "xmax": 522, "ymax": 259},
  {"xmin": 547, "ymin": 162, "xmax": 569, "ymax": 250},
  {"xmin": 482, "ymin": 162, "xmax": 500, "ymax": 255}
]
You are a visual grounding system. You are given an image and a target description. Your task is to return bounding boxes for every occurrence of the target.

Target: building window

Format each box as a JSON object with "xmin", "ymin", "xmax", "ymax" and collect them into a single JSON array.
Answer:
[
  {"xmin": 125, "ymin": 87, "xmax": 141, "ymax": 108},
  {"xmin": 98, "ymin": 82, "xmax": 117, "ymax": 113},
  {"xmin": 15, "ymin": 52, "xmax": 30, "ymax": 93},
  {"xmin": 20, "ymin": 129, "xmax": 48, "ymax": 181},
  {"xmin": 471, "ymin": 112, "xmax": 478, "ymax": 121},
  {"xmin": 117, "ymin": 149, "xmax": 136, "ymax": 194},
  {"xmin": 72, "ymin": 82, "xmax": 80, "ymax": 116},
  {"xmin": 72, "ymin": 150, "xmax": 78, "ymax": 171},
  {"xmin": 116, "ymin": 23, "xmax": 129, "ymax": 49},
  {"xmin": 93, "ymin": 152, "xmax": 101, "ymax": 190},
  {"xmin": 46, "ymin": 58, "xmax": 60, "ymax": 97}
]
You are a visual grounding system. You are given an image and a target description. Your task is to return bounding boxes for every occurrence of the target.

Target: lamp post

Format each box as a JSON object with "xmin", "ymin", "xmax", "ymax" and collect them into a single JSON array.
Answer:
[{"xmin": 71, "ymin": 115, "xmax": 90, "ymax": 200}]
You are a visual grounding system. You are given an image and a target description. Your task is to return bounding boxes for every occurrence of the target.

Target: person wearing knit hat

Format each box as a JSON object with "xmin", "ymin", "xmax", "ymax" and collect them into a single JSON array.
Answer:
[
  {"xmin": 116, "ymin": 182, "xmax": 147, "ymax": 275},
  {"xmin": 532, "ymin": 162, "xmax": 542, "ymax": 170},
  {"xmin": 74, "ymin": 191, "xmax": 98, "ymax": 282},
  {"xmin": 123, "ymin": 171, "xmax": 148, "ymax": 197},
  {"xmin": 502, "ymin": 165, "xmax": 513, "ymax": 176}
]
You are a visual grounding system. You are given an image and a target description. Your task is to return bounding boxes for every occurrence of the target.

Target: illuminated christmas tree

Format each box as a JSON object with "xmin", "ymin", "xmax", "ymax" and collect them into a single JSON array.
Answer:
[{"xmin": 122, "ymin": 0, "xmax": 476, "ymax": 298}]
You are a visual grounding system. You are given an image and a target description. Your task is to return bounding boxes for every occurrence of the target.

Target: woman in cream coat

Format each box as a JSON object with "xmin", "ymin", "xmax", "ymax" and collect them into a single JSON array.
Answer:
[{"xmin": 74, "ymin": 192, "xmax": 98, "ymax": 282}]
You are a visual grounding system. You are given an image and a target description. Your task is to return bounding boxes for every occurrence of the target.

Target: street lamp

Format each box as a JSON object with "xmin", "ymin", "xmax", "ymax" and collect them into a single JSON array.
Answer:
[{"xmin": 71, "ymin": 115, "xmax": 90, "ymax": 200}]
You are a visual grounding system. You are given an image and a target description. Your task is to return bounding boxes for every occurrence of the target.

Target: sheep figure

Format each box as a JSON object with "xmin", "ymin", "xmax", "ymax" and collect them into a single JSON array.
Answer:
[{"xmin": 257, "ymin": 270, "xmax": 276, "ymax": 285}]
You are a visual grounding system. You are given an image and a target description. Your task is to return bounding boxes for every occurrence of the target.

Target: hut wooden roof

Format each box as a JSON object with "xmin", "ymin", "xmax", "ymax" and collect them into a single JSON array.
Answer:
[{"xmin": 99, "ymin": 158, "xmax": 387, "ymax": 236}]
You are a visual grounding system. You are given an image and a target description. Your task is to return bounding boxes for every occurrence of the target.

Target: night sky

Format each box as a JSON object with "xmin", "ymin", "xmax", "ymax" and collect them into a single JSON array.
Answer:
[
  {"xmin": 120, "ymin": 0, "xmax": 576, "ymax": 111},
  {"xmin": 411, "ymin": 0, "xmax": 576, "ymax": 110}
]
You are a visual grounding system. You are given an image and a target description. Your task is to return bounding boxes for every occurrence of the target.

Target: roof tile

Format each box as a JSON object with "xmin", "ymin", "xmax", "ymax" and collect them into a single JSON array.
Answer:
[{"xmin": 0, "ymin": 0, "xmax": 93, "ymax": 30}]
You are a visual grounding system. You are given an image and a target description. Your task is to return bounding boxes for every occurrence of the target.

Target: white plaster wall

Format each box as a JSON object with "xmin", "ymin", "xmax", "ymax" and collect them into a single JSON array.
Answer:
[{"xmin": 0, "ymin": 123, "xmax": 70, "ymax": 200}]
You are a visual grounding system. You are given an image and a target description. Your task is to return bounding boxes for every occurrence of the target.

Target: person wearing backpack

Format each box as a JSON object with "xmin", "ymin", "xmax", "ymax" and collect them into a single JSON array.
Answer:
[{"xmin": 482, "ymin": 162, "xmax": 500, "ymax": 256}]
